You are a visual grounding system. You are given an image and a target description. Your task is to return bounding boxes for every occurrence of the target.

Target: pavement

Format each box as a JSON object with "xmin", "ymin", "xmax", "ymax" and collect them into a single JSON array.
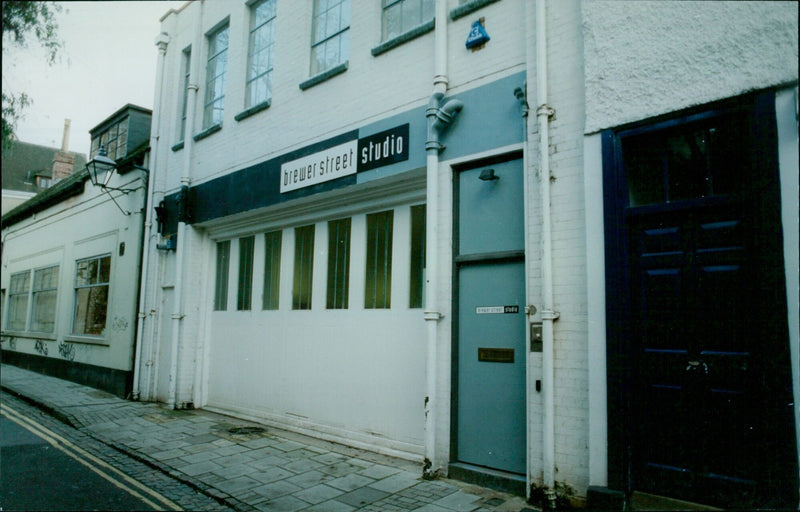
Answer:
[{"xmin": 1, "ymin": 364, "xmax": 536, "ymax": 512}]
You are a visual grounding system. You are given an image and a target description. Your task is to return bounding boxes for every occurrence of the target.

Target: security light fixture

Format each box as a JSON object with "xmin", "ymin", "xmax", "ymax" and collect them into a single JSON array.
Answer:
[{"xmin": 479, "ymin": 168, "xmax": 499, "ymax": 181}]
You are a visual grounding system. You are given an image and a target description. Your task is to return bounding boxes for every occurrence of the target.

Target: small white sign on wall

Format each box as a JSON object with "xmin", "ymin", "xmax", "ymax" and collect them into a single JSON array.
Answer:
[{"xmin": 280, "ymin": 139, "xmax": 358, "ymax": 193}]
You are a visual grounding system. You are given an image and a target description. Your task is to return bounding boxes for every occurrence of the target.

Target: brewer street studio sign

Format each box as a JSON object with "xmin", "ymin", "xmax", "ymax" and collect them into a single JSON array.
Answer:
[{"xmin": 280, "ymin": 124, "xmax": 409, "ymax": 193}]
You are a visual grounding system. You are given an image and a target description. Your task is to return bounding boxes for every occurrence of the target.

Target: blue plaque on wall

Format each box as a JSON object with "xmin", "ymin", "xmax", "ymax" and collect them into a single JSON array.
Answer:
[{"xmin": 466, "ymin": 20, "xmax": 490, "ymax": 49}]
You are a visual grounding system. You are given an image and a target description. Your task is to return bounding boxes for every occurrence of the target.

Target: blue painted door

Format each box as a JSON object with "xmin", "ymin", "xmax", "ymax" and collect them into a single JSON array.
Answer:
[{"xmin": 456, "ymin": 159, "xmax": 526, "ymax": 474}]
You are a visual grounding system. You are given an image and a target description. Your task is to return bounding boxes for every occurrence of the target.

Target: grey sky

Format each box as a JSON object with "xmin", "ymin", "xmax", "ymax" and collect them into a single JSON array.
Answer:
[{"xmin": 3, "ymin": 1, "xmax": 186, "ymax": 157}]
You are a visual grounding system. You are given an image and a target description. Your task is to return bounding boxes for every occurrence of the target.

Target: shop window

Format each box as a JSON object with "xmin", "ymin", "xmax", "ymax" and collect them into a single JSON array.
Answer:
[
  {"xmin": 409, "ymin": 204, "xmax": 426, "ymax": 308},
  {"xmin": 31, "ymin": 265, "xmax": 59, "ymax": 333},
  {"xmin": 204, "ymin": 22, "xmax": 229, "ymax": 128},
  {"xmin": 73, "ymin": 255, "xmax": 111, "ymax": 336},
  {"xmin": 178, "ymin": 46, "xmax": 191, "ymax": 142},
  {"xmin": 237, "ymin": 236, "xmax": 255, "ymax": 311},
  {"xmin": 7, "ymin": 271, "xmax": 31, "ymax": 331},
  {"xmin": 365, "ymin": 210, "xmax": 393, "ymax": 309},
  {"xmin": 310, "ymin": 0, "xmax": 350, "ymax": 76},
  {"xmin": 293, "ymin": 225, "xmax": 315, "ymax": 310},
  {"xmin": 382, "ymin": 0, "xmax": 434, "ymax": 41},
  {"xmin": 246, "ymin": 0, "xmax": 276, "ymax": 108},
  {"xmin": 214, "ymin": 240, "xmax": 231, "ymax": 311},
  {"xmin": 327, "ymin": 218, "xmax": 351, "ymax": 309},
  {"xmin": 262, "ymin": 230, "xmax": 282, "ymax": 310}
]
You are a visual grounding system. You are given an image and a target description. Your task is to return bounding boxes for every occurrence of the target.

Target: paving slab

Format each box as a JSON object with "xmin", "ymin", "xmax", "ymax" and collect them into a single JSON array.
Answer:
[{"xmin": 1, "ymin": 363, "xmax": 536, "ymax": 512}]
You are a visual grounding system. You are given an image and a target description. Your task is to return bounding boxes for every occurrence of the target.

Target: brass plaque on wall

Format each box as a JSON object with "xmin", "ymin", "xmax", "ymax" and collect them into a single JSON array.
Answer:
[{"xmin": 478, "ymin": 348, "xmax": 515, "ymax": 363}]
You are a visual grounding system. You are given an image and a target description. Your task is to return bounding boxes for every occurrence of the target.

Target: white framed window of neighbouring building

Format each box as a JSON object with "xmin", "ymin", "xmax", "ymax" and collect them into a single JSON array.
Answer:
[
  {"xmin": 31, "ymin": 265, "xmax": 59, "ymax": 333},
  {"xmin": 7, "ymin": 271, "xmax": 31, "ymax": 331}
]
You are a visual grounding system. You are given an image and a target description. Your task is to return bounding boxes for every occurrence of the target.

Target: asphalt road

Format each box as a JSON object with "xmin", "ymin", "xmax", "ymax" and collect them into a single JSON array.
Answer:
[
  {"xmin": 0, "ymin": 406, "xmax": 168, "ymax": 511},
  {"xmin": 0, "ymin": 393, "xmax": 231, "ymax": 512}
]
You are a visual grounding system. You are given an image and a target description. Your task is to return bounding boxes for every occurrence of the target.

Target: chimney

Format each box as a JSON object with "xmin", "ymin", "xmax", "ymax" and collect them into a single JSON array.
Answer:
[
  {"xmin": 52, "ymin": 119, "xmax": 75, "ymax": 181},
  {"xmin": 61, "ymin": 118, "xmax": 71, "ymax": 151}
]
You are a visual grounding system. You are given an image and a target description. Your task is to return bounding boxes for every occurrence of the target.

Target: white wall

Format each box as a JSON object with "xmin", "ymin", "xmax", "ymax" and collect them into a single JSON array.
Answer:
[
  {"xmin": 0, "ymin": 171, "xmax": 146, "ymax": 372},
  {"xmin": 583, "ymin": 1, "xmax": 798, "ymax": 133}
]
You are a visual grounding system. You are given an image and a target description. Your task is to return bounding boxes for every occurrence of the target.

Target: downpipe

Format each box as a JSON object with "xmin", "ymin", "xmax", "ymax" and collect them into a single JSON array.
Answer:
[
  {"xmin": 537, "ymin": 0, "xmax": 560, "ymax": 509},
  {"xmin": 423, "ymin": 90, "xmax": 463, "ymax": 478},
  {"xmin": 132, "ymin": 31, "xmax": 169, "ymax": 401}
]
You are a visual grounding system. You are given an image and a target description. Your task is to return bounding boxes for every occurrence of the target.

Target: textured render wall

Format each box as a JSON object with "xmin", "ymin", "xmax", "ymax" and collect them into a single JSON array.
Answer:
[{"xmin": 583, "ymin": 1, "xmax": 799, "ymax": 133}]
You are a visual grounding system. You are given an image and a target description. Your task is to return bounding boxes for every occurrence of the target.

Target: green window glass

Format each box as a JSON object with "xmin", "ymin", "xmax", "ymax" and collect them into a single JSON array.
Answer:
[
  {"xmin": 214, "ymin": 240, "xmax": 230, "ymax": 311},
  {"xmin": 293, "ymin": 225, "xmax": 315, "ymax": 310},
  {"xmin": 237, "ymin": 236, "xmax": 255, "ymax": 311},
  {"xmin": 179, "ymin": 46, "xmax": 191, "ymax": 141},
  {"xmin": 365, "ymin": 210, "xmax": 393, "ymax": 309},
  {"xmin": 409, "ymin": 204, "xmax": 426, "ymax": 308},
  {"xmin": 263, "ymin": 230, "xmax": 282, "ymax": 310},
  {"xmin": 327, "ymin": 218, "xmax": 351, "ymax": 309}
]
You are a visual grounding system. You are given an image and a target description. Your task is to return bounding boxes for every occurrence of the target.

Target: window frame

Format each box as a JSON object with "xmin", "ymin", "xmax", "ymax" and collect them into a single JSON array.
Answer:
[
  {"xmin": 179, "ymin": 46, "xmax": 192, "ymax": 142},
  {"xmin": 310, "ymin": 0, "xmax": 351, "ymax": 76},
  {"xmin": 381, "ymin": 0, "xmax": 434, "ymax": 41},
  {"xmin": 203, "ymin": 21, "xmax": 230, "ymax": 129},
  {"xmin": 72, "ymin": 254, "xmax": 111, "ymax": 337},
  {"xmin": 246, "ymin": 0, "xmax": 276, "ymax": 109},
  {"xmin": 31, "ymin": 265, "xmax": 60, "ymax": 333},
  {"xmin": 6, "ymin": 271, "xmax": 31, "ymax": 331}
]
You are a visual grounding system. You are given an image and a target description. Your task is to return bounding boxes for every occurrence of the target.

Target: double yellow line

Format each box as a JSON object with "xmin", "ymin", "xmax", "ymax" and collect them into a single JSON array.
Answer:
[{"xmin": 1, "ymin": 402, "xmax": 182, "ymax": 511}]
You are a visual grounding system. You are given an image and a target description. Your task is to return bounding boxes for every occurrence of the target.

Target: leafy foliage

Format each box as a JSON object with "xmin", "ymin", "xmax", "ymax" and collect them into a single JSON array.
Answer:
[{"xmin": 2, "ymin": 1, "xmax": 63, "ymax": 150}]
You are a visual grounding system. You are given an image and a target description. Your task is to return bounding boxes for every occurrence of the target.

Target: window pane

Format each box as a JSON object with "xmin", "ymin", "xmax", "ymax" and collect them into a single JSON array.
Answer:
[
  {"xmin": 311, "ymin": 0, "xmax": 349, "ymax": 74},
  {"xmin": 293, "ymin": 225, "xmax": 315, "ymax": 310},
  {"xmin": 214, "ymin": 240, "xmax": 230, "ymax": 311},
  {"xmin": 327, "ymin": 218, "xmax": 351, "ymax": 309},
  {"xmin": 365, "ymin": 211, "xmax": 394, "ymax": 309},
  {"xmin": 31, "ymin": 290, "xmax": 57, "ymax": 332},
  {"xmin": 7, "ymin": 272, "xmax": 30, "ymax": 331},
  {"xmin": 237, "ymin": 236, "xmax": 255, "ymax": 311},
  {"xmin": 204, "ymin": 25, "xmax": 228, "ymax": 128},
  {"xmin": 409, "ymin": 205, "xmax": 426, "ymax": 308},
  {"xmin": 32, "ymin": 266, "xmax": 59, "ymax": 333},
  {"xmin": 263, "ymin": 231, "xmax": 282, "ymax": 310},
  {"xmin": 74, "ymin": 285, "xmax": 109, "ymax": 335}
]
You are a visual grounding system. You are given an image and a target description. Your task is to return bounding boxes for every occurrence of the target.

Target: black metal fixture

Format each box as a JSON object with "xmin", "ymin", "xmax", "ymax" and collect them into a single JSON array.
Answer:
[
  {"xmin": 84, "ymin": 145, "xmax": 147, "ymax": 215},
  {"xmin": 479, "ymin": 168, "xmax": 499, "ymax": 181}
]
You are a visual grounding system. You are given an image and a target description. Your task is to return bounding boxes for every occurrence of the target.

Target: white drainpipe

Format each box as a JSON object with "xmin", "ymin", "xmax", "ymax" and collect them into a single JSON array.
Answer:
[
  {"xmin": 536, "ymin": 0, "xmax": 559, "ymax": 508},
  {"xmin": 168, "ymin": 1, "xmax": 203, "ymax": 409},
  {"xmin": 423, "ymin": 0, "xmax": 463, "ymax": 477},
  {"xmin": 132, "ymin": 31, "xmax": 170, "ymax": 400}
]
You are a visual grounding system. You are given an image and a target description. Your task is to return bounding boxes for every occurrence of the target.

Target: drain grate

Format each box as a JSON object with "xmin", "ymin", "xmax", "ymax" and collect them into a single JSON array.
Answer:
[{"xmin": 227, "ymin": 426, "xmax": 266, "ymax": 435}]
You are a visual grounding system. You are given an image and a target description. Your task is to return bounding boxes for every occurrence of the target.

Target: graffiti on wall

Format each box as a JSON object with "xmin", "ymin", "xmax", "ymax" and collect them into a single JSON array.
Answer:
[{"xmin": 58, "ymin": 341, "xmax": 75, "ymax": 361}]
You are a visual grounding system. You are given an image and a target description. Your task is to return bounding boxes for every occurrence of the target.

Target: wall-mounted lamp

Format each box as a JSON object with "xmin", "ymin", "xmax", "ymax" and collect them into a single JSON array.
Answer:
[
  {"xmin": 85, "ymin": 145, "xmax": 147, "ymax": 215},
  {"xmin": 479, "ymin": 168, "xmax": 499, "ymax": 181}
]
